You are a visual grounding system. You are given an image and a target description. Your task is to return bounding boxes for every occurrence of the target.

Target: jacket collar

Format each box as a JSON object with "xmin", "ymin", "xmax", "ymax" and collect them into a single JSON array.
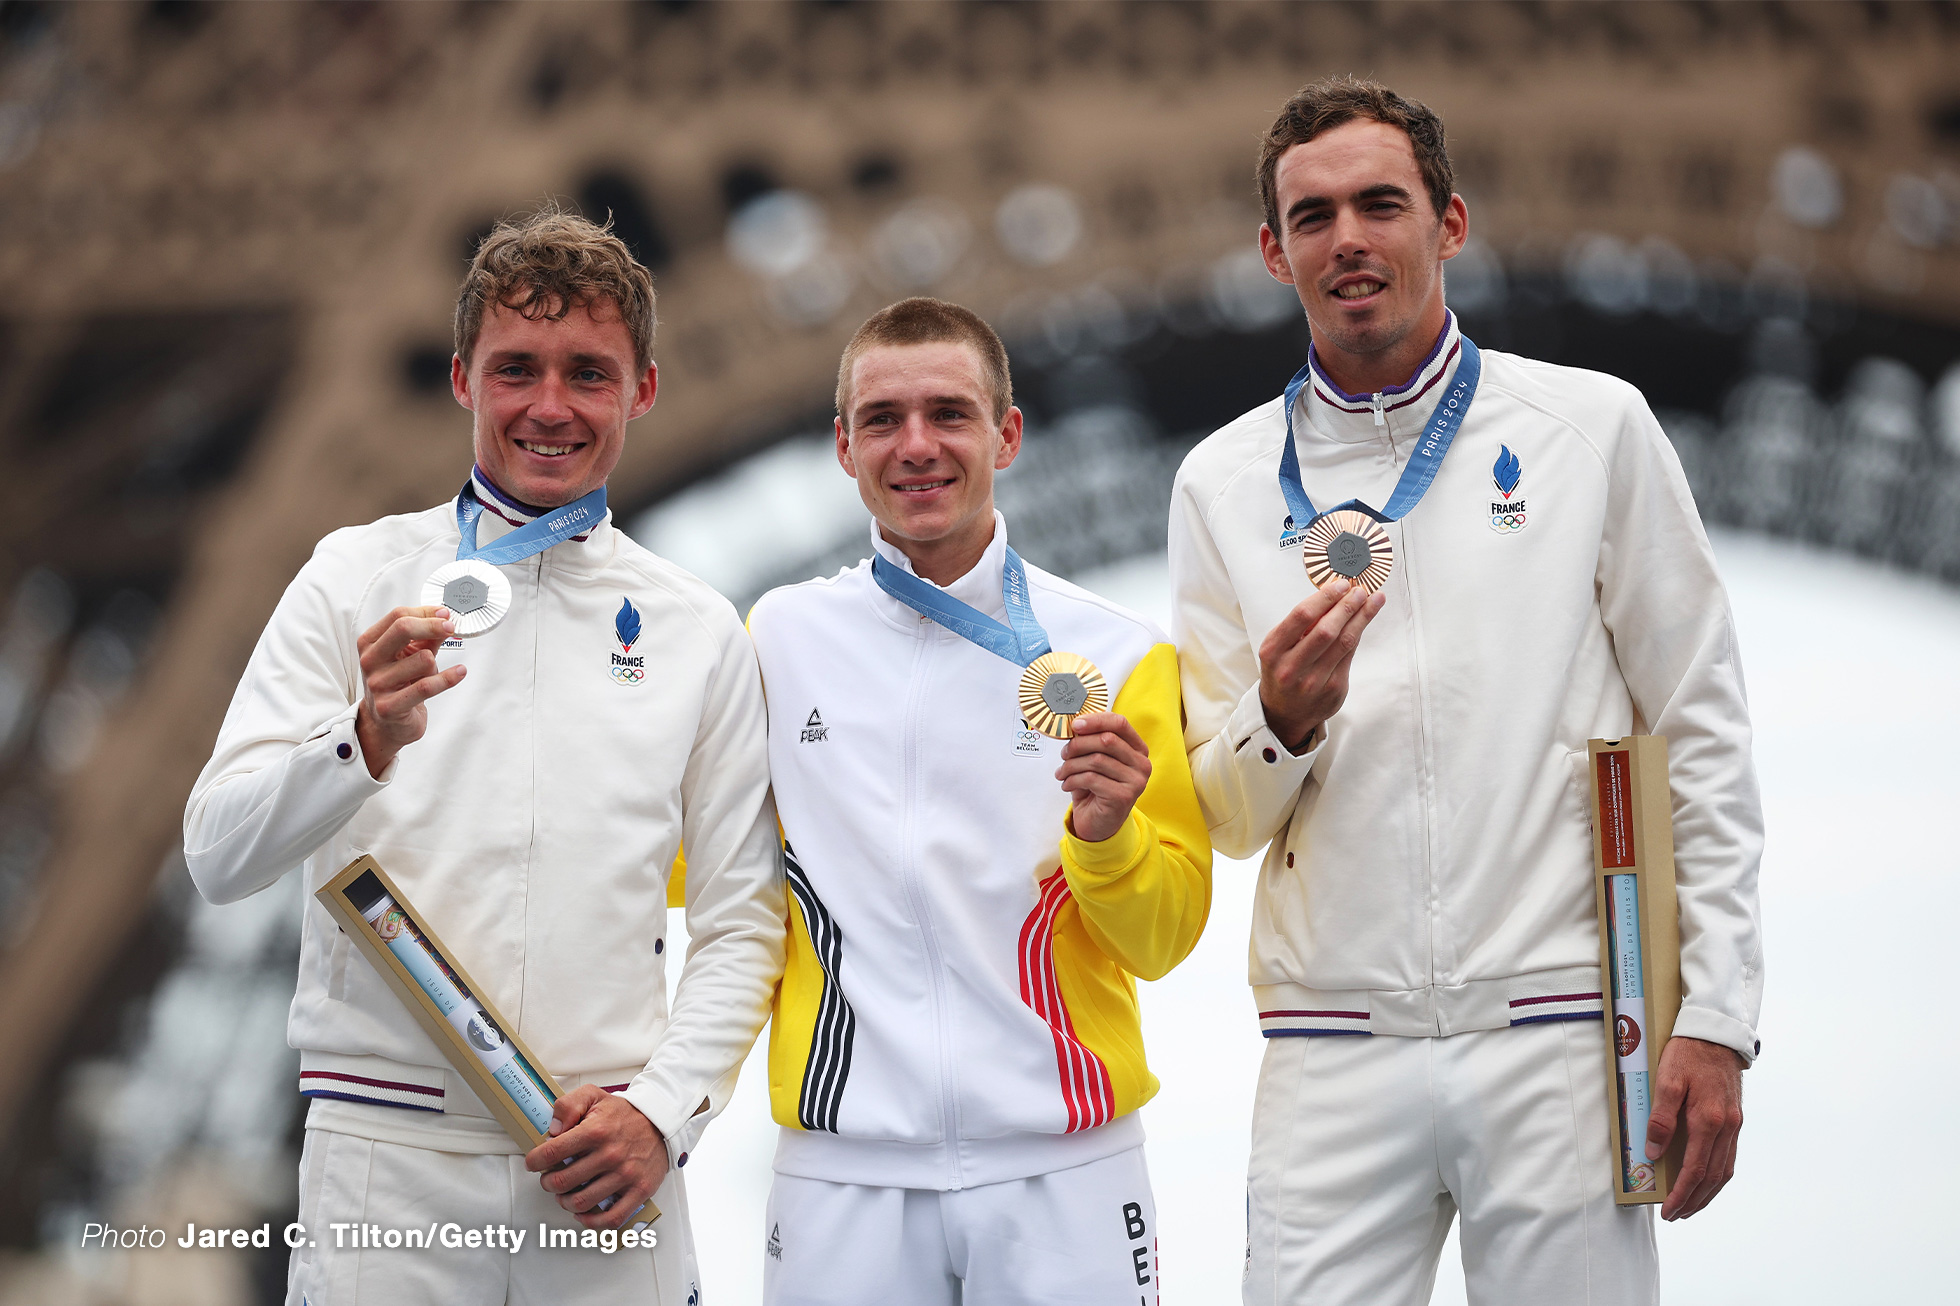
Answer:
[
  {"xmin": 868, "ymin": 509, "xmax": 1012, "ymax": 624},
  {"xmin": 461, "ymin": 467, "xmax": 611, "ymax": 563},
  {"xmin": 1299, "ymin": 312, "xmax": 1462, "ymax": 447}
]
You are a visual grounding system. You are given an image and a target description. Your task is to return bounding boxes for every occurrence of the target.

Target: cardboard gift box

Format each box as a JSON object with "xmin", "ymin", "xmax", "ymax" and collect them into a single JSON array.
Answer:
[
  {"xmin": 317, "ymin": 855, "xmax": 657, "ymax": 1223},
  {"xmin": 1585, "ymin": 736, "xmax": 1685, "ymax": 1205}
]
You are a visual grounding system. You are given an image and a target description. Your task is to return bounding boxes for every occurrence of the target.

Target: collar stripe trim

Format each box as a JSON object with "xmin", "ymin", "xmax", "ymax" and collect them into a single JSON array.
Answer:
[
  {"xmin": 1310, "ymin": 340, "xmax": 1462, "ymax": 415},
  {"xmin": 1307, "ymin": 311, "xmax": 1455, "ymax": 405}
]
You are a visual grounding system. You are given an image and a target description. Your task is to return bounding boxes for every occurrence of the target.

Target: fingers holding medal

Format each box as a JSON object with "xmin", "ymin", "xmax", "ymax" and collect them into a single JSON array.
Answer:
[
  {"xmin": 1019, "ymin": 651, "xmax": 1109, "ymax": 739},
  {"xmin": 1302, "ymin": 509, "xmax": 1393, "ymax": 594}
]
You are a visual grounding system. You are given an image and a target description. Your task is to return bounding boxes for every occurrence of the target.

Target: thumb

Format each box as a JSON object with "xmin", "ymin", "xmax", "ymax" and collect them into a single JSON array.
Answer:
[
  {"xmin": 1645, "ymin": 1065, "xmax": 1685, "ymax": 1162},
  {"xmin": 549, "ymin": 1086, "xmax": 593, "ymax": 1137}
]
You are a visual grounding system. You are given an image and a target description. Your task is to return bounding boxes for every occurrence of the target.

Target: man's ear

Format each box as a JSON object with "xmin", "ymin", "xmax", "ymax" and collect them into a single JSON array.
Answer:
[
  {"xmin": 450, "ymin": 354, "xmax": 474, "ymax": 411},
  {"xmin": 628, "ymin": 362, "xmax": 659, "ymax": 420},
  {"xmin": 1436, "ymin": 193, "xmax": 1469, "ymax": 262},
  {"xmin": 994, "ymin": 406, "xmax": 1025, "ymax": 472},
  {"xmin": 1259, "ymin": 224, "xmax": 1296, "ymax": 287},
  {"xmin": 834, "ymin": 416, "xmax": 858, "ymax": 478}
]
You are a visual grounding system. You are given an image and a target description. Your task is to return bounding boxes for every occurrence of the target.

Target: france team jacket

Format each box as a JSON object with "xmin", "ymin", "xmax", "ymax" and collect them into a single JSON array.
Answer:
[
  {"xmin": 1170, "ymin": 315, "xmax": 1765, "ymax": 1064},
  {"xmin": 747, "ymin": 516, "xmax": 1212, "ymax": 1191},
  {"xmin": 183, "ymin": 484, "xmax": 785, "ymax": 1162}
]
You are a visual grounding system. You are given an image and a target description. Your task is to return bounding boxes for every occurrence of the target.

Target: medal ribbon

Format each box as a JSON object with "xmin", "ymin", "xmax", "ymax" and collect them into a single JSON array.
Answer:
[
  {"xmin": 1278, "ymin": 336, "xmax": 1482, "ymax": 527},
  {"xmin": 870, "ymin": 545, "xmax": 1052, "ymax": 669},
  {"xmin": 453, "ymin": 475, "xmax": 607, "ymax": 565}
]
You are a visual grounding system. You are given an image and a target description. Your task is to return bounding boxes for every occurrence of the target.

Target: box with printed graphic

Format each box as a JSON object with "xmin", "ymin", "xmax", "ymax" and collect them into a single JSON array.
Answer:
[
  {"xmin": 317, "ymin": 856, "xmax": 657, "ymax": 1223},
  {"xmin": 1584, "ymin": 737, "xmax": 1684, "ymax": 1206}
]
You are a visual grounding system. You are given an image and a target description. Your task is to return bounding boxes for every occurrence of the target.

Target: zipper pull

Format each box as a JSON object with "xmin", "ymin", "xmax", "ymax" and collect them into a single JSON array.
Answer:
[{"xmin": 1371, "ymin": 392, "xmax": 1386, "ymax": 427}]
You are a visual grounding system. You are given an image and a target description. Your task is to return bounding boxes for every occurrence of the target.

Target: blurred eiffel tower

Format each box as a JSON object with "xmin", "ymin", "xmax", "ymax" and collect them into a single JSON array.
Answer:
[{"xmin": 0, "ymin": 0, "xmax": 1957, "ymax": 1269}]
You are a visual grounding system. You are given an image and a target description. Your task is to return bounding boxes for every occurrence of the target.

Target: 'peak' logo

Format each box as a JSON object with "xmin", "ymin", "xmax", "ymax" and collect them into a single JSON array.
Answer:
[{"xmin": 799, "ymin": 709, "xmax": 829, "ymax": 743}]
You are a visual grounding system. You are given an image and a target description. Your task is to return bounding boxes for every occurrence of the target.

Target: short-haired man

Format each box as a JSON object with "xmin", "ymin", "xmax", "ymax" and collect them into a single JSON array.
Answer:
[
  {"xmin": 1169, "ymin": 78, "xmax": 1763, "ymax": 1304},
  {"xmin": 185, "ymin": 208, "xmax": 784, "ymax": 1305},
  {"xmin": 746, "ymin": 297, "xmax": 1212, "ymax": 1305}
]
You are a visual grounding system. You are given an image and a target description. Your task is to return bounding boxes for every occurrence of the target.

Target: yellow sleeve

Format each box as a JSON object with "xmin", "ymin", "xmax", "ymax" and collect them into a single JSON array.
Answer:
[
  {"xmin": 1057, "ymin": 642, "xmax": 1213, "ymax": 981},
  {"xmin": 667, "ymin": 849, "xmax": 686, "ymax": 908}
]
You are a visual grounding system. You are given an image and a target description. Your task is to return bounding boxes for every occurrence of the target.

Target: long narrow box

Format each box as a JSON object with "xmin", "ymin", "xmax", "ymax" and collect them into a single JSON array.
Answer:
[
  {"xmin": 1585, "ymin": 736, "xmax": 1684, "ymax": 1205},
  {"xmin": 317, "ymin": 855, "xmax": 656, "ymax": 1223}
]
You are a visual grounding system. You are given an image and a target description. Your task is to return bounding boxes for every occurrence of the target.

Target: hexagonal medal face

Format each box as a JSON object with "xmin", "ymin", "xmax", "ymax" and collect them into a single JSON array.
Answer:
[{"xmin": 443, "ymin": 574, "xmax": 490, "ymax": 614}]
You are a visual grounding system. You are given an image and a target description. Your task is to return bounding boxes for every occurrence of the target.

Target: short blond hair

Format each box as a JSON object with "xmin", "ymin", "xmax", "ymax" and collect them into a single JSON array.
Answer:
[
  {"xmin": 836, "ymin": 298, "xmax": 1013, "ymax": 428},
  {"xmin": 454, "ymin": 203, "xmax": 657, "ymax": 373}
]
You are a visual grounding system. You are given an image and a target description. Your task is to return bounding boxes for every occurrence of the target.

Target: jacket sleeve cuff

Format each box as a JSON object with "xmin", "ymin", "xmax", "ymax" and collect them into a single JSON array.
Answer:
[
  {"xmin": 1670, "ymin": 1005, "xmax": 1760, "ymax": 1066},
  {"xmin": 310, "ymin": 703, "xmax": 399, "ymax": 786},
  {"xmin": 1062, "ymin": 808, "xmax": 1148, "ymax": 885},
  {"xmin": 620, "ymin": 1080, "xmax": 706, "ymax": 1162},
  {"xmin": 1224, "ymin": 681, "xmax": 1320, "ymax": 784}
]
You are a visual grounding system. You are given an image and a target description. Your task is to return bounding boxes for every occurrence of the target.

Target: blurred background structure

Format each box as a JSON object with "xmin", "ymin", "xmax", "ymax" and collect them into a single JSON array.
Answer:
[{"xmin": 0, "ymin": 1, "xmax": 1957, "ymax": 1301}]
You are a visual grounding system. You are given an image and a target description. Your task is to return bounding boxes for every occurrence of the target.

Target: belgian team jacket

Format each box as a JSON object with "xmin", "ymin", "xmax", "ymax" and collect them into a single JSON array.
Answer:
[
  {"xmin": 183, "ymin": 480, "xmax": 785, "ymax": 1163},
  {"xmin": 1169, "ymin": 314, "xmax": 1765, "ymax": 1063},
  {"xmin": 747, "ymin": 516, "xmax": 1212, "ymax": 1191}
]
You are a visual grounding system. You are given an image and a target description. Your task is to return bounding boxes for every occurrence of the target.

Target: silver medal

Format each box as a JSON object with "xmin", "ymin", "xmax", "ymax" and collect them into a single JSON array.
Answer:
[{"xmin": 421, "ymin": 559, "xmax": 511, "ymax": 637}]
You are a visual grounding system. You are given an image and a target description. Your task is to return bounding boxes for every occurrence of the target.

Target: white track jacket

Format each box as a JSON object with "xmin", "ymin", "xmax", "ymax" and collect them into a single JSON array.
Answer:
[
  {"xmin": 749, "ymin": 520, "xmax": 1212, "ymax": 1190},
  {"xmin": 1170, "ymin": 316, "xmax": 1764, "ymax": 1062},
  {"xmin": 184, "ymin": 482, "xmax": 785, "ymax": 1159}
]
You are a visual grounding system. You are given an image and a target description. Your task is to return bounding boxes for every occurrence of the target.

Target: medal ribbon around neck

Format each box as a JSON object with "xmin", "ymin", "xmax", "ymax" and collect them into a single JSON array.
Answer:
[
  {"xmin": 1278, "ymin": 336, "xmax": 1482, "ymax": 592},
  {"xmin": 870, "ymin": 545, "xmax": 1109, "ymax": 739},
  {"xmin": 419, "ymin": 477, "xmax": 608, "ymax": 638}
]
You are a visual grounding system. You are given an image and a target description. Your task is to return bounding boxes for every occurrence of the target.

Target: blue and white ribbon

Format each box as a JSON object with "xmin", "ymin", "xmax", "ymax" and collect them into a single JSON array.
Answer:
[
  {"xmin": 870, "ymin": 546, "xmax": 1052, "ymax": 670},
  {"xmin": 454, "ymin": 475, "xmax": 607, "ymax": 565},
  {"xmin": 1277, "ymin": 337, "xmax": 1482, "ymax": 528}
]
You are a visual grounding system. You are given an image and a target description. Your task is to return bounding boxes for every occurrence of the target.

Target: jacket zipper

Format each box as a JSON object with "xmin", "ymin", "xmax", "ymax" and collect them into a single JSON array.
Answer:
[
  {"xmin": 1394, "ymin": 420, "xmax": 1443, "ymax": 1029},
  {"xmin": 1371, "ymin": 391, "xmax": 1387, "ymax": 426},
  {"xmin": 898, "ymin": 621, "xmax": 964, "ymax": 1187},
  {"xmin": 515, "ymin": 551, "xmax": 542, "ymax": 1026}
]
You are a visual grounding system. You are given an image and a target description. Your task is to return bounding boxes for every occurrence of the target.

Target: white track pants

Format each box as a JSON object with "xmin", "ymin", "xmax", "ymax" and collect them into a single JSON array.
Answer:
[
  {"xmin": 1245, "ymin": 1019, "xmax": 1656, "ymax": 1306},
  {"xmin": 287, "ymin": 1127, "xmax": 700, "ymax": 1306},
  {"xmin": 762, "ymin": 1145, "xmax": 1159, "ymax": 1306}
]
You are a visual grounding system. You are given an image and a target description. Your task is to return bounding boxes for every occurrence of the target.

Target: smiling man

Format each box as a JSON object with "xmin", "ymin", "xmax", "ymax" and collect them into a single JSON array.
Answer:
[
  {"xmin": 745, "ymin": 298, "xmax": 1211, "ymax": 1305},
  {"xmin": 184, "ymin": 207, "xmax": 784, "ymax": 1305},
  {"xmin": 1168, "ymin": 79, "xmax": 1764, "ymax": 1304}
]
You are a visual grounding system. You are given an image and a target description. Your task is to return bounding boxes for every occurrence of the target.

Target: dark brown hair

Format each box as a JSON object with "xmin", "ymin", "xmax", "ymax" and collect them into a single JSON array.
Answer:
[
  {"xmin": 836, "ymin": 297, "xmax": 1014, "ymax": 427},
  {"xmin": 454, "ymin": 203, "xmax": 657, "ymax": 373},
  {"xmin": 1258, "ymin": 76, "xmax": 1454, "ymax": 235}
]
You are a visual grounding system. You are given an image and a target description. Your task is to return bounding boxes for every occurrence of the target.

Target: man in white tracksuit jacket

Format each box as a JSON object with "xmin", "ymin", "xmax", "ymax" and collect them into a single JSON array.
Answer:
[
  {"xmin": 184, "ymin": 209, "xmax": 784, "ymax": 1305},
  {"xmin": 1170, "ymin": 79, "xmax": 1763, "ymax": 1304},
  {"xmin": 749, "ymin": 298, "xmax": 1212, "ymax": 1305}
]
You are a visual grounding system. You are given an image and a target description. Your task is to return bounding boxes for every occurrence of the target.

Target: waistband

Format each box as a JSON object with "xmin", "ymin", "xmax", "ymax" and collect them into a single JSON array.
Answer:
[
  {"xmin": 773, "ymin": 1111, "xmax": 1145, "ymax": 1191},
  {"xmin": 298, "ymin": 1050, "xmax": 640, "ymax": 1122},
  {"xmin": 1253, "ymin": 965, "xmax": 1604, "ymax": 1039}
]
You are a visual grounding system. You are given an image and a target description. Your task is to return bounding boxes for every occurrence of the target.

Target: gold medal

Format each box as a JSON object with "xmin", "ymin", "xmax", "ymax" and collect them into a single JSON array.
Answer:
[
  {"xmin": 1301, "ymin": 509, "xmax": 1394, "ymax": 594},
  {"xmin": 1018, "ymin": 651, "xmax": 1110, "ymax": 740}
]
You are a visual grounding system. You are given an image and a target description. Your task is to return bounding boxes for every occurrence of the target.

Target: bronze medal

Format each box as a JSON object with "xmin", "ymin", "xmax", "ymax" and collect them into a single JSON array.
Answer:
[{"xmin": 1301, "ymin": 509, "xmax": 1394, "ymax": 594}]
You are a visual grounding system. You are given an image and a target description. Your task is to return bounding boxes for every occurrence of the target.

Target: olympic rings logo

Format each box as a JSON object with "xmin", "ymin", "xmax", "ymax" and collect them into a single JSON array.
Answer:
[
  {"xmin": 1490, "ymin": 511, "xmax": 1527, "ymax": 533},
  {"xmin": 610, "ymin": 666, "xmax": 647, "ymax": 685}
]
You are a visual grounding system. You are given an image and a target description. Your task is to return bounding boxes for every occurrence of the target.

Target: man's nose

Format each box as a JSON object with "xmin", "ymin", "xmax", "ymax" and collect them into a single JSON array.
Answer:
[
  {"xmin": 529, "ymin": 372, "xmax": 575, "ymax": 424},
  {"xmin": 894, "ymin": 414, "xmax": 938, "ymax": 462},
  {"xmin": 1329, "ymin": 206, "xmax": 1370, "ymax": 261}
]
